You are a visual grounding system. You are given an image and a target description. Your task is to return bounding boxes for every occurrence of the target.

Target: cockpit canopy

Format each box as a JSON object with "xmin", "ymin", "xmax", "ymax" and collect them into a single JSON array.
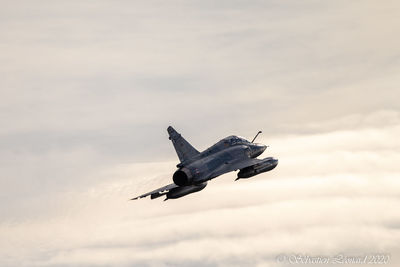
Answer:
[
  {"xmin": 201, "ymin": 135, "xmax": 252, "ymax": 157},
  {"xmin": 222, "ymin": 135, "xmax": 250, "ymax": 145}
]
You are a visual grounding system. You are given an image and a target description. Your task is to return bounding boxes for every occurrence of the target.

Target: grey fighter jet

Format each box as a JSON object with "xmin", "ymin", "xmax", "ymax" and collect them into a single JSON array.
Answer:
[{"xmin": 131, "ymin": 126, "xmax": 278, "ymax": 201}]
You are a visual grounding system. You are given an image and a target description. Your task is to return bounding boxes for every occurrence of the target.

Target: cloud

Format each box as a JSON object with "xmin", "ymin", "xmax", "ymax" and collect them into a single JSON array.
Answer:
[
  {"xmin": 0, "ymin": 0, "xmax": 400, "ymax": 266},
  {"xmin": 1, "ymin": 120, "xmax": 399, "ymax": 266}
]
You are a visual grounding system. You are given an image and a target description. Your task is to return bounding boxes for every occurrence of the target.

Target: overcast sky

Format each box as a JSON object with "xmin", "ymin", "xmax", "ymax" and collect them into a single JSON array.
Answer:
[{"xmin": 1, "ymin": 1, "xmax": 400, "ymax": 266}]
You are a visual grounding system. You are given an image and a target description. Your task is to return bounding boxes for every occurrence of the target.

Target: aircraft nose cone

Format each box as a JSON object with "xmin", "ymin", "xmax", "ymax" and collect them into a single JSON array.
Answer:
[
  {"xmin": 260, "ymin": 145, "xmax": 267, "ymax": 153},
  {"xmin": 257, "ymin": 144, "xmax": 267, "ymax": 154},
  {"xmin": 250, "ymin": 144, "xmax": 267, "ymax": 158}
]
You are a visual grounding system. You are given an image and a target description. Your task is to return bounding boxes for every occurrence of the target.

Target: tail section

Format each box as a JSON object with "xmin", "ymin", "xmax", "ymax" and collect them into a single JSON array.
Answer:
[{"xmin": 167, "ymin": 126, "xmax": 199, "ymax": 164}]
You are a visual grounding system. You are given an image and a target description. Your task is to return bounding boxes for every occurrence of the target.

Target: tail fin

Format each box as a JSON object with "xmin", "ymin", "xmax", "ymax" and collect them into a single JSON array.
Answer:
[{"xmin": 167, "ymin": 126, "xmax": 200, "ymax": 164}]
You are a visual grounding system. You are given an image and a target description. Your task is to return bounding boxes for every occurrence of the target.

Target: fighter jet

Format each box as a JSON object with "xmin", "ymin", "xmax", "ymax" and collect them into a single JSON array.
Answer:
[{"xmin": 131, "ymin": 126, "xmax": 278, "ymax": 201}]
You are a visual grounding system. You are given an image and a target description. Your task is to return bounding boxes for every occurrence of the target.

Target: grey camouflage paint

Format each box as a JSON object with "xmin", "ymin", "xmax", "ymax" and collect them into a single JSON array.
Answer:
[{"xmin": 132, "ymin": 126, "xmax": 278, "ymax": 200}]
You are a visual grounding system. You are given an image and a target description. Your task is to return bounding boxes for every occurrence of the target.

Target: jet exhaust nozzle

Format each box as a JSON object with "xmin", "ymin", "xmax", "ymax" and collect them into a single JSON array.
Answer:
[{"xmin": 173, "ymin": 168, "xmax": 193, "ymax": 186}]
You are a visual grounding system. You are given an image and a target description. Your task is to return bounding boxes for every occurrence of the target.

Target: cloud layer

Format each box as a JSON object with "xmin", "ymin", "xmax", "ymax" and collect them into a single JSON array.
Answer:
[
  {"xmin": 1, "ymin": 118, "xmax": 399, "ymax": 266},
  {"xmin": 1, "ymin": 0, "xmax": 399, "ymax": 266}
]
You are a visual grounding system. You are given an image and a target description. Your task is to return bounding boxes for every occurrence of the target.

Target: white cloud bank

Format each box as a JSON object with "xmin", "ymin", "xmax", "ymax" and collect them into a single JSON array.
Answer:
[
  {"xmin": 1, "ymin": 0, "xmax": 399, "ymax": 266},
  {"xmin": 1, "ymin": 114, "xmax": 399, "ymax": 267}
]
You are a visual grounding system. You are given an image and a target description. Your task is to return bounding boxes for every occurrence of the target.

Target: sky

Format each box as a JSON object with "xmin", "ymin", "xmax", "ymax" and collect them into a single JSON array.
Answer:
[{"xmin": 1, "ymin": 0, "xmax": 400, "ymax": 266}]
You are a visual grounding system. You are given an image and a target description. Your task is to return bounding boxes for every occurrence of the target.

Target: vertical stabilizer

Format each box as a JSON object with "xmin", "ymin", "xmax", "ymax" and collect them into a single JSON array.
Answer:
[{"xmin": 167, "ymin": 126, "xmax": 199, "ymax": 163}]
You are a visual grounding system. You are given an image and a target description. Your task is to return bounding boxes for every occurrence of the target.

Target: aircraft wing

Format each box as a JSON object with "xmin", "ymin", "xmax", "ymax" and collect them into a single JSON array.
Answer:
[
  {"xmin": 167, "ymin": 126, "xmax": 200, "ymax": 164},
  {"xmin": 130, "ymin": 183, "xmax": 178, "ymax": 200},
  {"xmin": 208, "ymin": 157, "xmax": 264, "ymax": 179}
]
